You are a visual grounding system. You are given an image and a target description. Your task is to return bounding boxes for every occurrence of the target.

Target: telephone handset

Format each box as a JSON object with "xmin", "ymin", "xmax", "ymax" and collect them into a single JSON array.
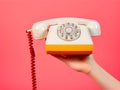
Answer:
[
  {"xmin": 26, "ymin": 17, "xmax": 101, "ymax": 89},
  {"xmin": 29, "ymin": 17, "xmax": 101, "ymax": 55}
]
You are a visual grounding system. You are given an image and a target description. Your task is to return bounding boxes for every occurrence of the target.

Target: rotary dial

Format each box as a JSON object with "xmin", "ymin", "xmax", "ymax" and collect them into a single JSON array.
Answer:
[{"xmin": 57, "ymin": 22, "xmax": 81, "ymax": 41}]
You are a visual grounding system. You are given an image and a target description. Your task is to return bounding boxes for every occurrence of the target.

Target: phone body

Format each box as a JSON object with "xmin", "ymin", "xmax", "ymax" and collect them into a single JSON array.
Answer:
[{"xmin": 30, "ymin": 17, "xmax": 101, "ymax": 55}]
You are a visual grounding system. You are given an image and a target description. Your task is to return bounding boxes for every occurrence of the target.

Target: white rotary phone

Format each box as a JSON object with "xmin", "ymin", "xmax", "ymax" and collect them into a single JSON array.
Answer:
[
  {"xmin": 27, "ymin": 17, "xmax": 101, "ymax": 89},
  {"xmin": 28, "ymin": 17, "xmax": 101, "ymax": 55}
]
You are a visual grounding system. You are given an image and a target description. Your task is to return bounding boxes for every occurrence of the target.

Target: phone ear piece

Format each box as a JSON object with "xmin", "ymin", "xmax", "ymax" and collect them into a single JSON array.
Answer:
[
  {"xmin": 31, "ymin": 23, "xmax": 48, "ymax": 39},
  {"xmin": 86, "ymin": 21, "xmax": 101, "ymax": 36}
]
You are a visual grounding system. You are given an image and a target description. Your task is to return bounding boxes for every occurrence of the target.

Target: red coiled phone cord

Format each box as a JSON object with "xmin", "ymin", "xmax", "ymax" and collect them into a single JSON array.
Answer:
[{"xmin": 26, "ymin": 30, "xmax": 37, "ymax": 90}]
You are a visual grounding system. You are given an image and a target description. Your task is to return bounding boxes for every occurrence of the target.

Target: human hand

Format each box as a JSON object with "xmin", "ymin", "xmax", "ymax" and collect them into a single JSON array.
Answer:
[
  {"xmin": 54, "ymin": 54, "xmax": 95, "ymax": 74},
  {"xmin": 53, "ymin": 54, "xmax": 120, "ymax": 90}
]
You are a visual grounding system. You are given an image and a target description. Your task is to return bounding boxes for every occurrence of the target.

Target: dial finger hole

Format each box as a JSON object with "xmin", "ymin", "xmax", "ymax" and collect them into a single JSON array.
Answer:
[
  {"xmin": 70, "ymin": 35, "xmax": 73, "ymax": 39},
  {"xmin": 65, "ymin": 35, "xmax": 68, "ymax": 39},
  {"xmin": 72, "ymin": 23, "xmax": 74, "ymax": 26}
]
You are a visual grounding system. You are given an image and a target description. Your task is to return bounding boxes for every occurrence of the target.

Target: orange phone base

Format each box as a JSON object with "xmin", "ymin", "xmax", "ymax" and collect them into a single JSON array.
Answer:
[{"xmin": 46, "ymin": 44, "xmax": 93, "ymax": 55}]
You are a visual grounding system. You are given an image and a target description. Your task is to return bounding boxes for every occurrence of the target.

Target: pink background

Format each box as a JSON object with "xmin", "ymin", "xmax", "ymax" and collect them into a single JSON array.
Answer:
[{"xmin": 0, "ymin": 0, "xmax": 120, "ymax": 90}]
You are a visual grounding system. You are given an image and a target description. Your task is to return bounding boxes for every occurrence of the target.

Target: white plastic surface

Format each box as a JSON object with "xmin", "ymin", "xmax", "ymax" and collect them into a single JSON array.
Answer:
[{"xmin": 46, "ymin": 25, "xmax": 93, "ymax": 45}]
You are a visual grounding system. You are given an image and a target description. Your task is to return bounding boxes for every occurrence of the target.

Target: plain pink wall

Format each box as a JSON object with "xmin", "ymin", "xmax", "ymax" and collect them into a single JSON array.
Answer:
[{"xmin": 0, "ymin": 0, "xmax": 120, "ymax": 90}]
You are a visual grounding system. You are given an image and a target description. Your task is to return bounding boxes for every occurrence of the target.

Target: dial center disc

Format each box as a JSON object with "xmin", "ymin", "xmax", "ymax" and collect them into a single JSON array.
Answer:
[{"xmin": 65, "ymin": 27, "xmax": 73, "ymax": 34}]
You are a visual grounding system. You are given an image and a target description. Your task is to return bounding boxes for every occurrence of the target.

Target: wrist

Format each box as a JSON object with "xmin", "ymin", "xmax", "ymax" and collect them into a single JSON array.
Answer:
[{"xmin": 85, "ymin": 58, "xmax": 99, "ymax": 75}]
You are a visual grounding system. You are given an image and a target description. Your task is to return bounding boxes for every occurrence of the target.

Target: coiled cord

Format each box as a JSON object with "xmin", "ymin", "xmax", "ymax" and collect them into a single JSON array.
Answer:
[{"xmin": 26, "ymin": 31, "xmax": 37, "ymax": 90}]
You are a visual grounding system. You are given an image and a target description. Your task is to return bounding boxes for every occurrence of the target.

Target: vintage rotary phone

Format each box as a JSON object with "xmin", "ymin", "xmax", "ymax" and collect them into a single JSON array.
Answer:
[{"xmin": 26, "ymin": 17, "xmax": 101, "ymax": 90}]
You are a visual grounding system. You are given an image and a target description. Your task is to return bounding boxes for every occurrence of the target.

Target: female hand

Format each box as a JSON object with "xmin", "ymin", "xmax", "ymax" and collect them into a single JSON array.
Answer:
[
  {"xmin": 54, "ymin": 54, "xmax": 120, "ymax": 90},
  {"xmin": 54, "ymin": 54, "xmax": 95, "ymax": 73}
]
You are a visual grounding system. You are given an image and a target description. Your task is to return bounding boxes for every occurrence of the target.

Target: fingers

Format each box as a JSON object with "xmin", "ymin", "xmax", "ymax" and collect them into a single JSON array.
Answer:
[{"xmin": 51, "ymin": 54, "xmax": 90, "ymax": 59}]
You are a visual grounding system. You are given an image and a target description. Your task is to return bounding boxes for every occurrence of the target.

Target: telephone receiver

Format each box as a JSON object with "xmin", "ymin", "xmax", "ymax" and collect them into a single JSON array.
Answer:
[{"xmin": 29, "ymin": 17, "xmax": 101, "ymax": 55}]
